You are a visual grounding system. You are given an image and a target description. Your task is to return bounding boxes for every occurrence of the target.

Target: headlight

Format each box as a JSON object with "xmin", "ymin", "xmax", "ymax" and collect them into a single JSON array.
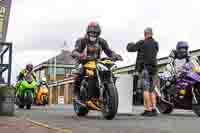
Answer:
[
  {"xmin": 193, "ymin": 67, "xmax": 200, "ymax": 73},
  {"xmin": 97, "ymin": 63, "xmax": 108, "ymax": 71},
  {"xmin": 110, "ymin": 64, "xmax": 117, "ymax": 71},
  {"xmin": 78, "ymin": 64, "xmax": 82, "ymax": 68},
  {"xmin": 86, "ymin": 70, "xmax": 94, "ymax": 76}
]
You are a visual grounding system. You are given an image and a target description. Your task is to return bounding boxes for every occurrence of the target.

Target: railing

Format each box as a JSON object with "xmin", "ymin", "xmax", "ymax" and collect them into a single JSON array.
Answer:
[
  {"xmin": 48, "ymin": 76, "xmax": 75, "ymax": 87},
  {"xmin": 47, "ymin": 76, "xmax": 75, "ymax": 104},
  {"xmin": 0, "ymin": 42, "xmax": 12, "ymax": 86}
]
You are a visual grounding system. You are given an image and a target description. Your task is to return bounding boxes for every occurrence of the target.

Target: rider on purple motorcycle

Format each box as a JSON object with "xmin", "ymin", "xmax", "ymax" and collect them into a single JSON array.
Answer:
[{"xmin": 163, "ymin": 41, "xmax": 199, "ymax": 84}]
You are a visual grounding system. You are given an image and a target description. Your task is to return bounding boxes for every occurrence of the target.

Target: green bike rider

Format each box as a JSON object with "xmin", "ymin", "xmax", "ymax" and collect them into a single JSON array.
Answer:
[{"xmin": 16, "ymin": 63, "xmax": 39, "ymax": 109}]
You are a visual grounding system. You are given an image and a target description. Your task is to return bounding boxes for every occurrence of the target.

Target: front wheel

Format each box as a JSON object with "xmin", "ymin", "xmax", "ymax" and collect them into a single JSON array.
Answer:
[
  {"xmin": 156, "ymin": 97, "xmax": 174, "ymax": 114},
  {"xmin": 18, "ymin": 105, "xmax": 24, "ymax": 109},
  {"xmin": 156, "ymin": 80, "xmax": 174, "ymax": 114},
  {"xmin": 26, "ymin": 104, "xmax": 31, "ymax": 110},
  {"xmin": 16, "ymin": 95, "xmax": 24, "ymax": 109},
  {"xmin": 102, "ymin": 83, "xmax": 118, "ymax": 120},
  {"xmin": 25, "ymin": 91, "xmax": 33, "ymax": 109}
]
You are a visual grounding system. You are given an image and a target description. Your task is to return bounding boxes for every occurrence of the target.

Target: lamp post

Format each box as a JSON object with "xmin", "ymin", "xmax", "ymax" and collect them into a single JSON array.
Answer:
[
  {"xmin": 53, "ymin": 41, "xmax": 67, "ymax": 82},
  {"xmin": 54, "ymin": 56, "xmax": 56, "ymax": 81}
]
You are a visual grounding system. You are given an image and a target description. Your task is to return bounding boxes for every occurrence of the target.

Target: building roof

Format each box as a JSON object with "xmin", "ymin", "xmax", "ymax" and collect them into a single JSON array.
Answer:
[{"xmin": 34, "ymin": 50, "xmax": 77, "ymax": 71}]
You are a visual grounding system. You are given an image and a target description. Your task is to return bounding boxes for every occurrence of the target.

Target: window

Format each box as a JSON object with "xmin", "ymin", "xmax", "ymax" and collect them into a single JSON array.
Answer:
[
  {"xmin": 48, "ymin": 67, "xmax": 54, "ymax": 75},
  {"xmin": 40, "ymin": 69, "xmax": 45, "ymax": 80},
  {"xmin": 65, "ymin": 68, "xmax": 70, "ymax": 74},
  {"xmin": 48, "ymin": 67, "xmax": 65, "ymax": 75},
  {"xmin": 56, "ymin": 68, "xmax": 65, "ymax": 75}
]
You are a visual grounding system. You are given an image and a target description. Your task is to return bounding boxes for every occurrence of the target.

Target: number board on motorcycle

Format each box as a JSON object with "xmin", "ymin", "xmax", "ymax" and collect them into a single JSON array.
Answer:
[
  {"xmin": 193, "ymin": 67, "xmax": 200, "ymax": 73},
  {"xmin": 180, "ymin": 82, "xmax": 188, "ymax": 86},
  {"xmin": 99, "ymin": 60, "xmax": 112, "ymax": 64},
  {"xmin": 84, "ymin": 61, "xmax": 96, "ymax": 69}
]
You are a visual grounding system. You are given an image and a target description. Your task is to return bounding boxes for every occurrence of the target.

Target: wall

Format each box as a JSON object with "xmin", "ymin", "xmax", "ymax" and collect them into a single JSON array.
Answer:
[{"xmin": 48, "ymin": 75, "xmax": 65, "ymax": 81}]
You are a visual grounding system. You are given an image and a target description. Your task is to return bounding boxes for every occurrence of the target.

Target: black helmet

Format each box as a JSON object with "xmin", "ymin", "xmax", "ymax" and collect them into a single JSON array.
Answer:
[
  {"xmin": 176, "ymin": 41, "xmax": 189, "ymax": 59},
  {"xmin": 26, "ymin": 63, "xmax": 33, "ymax": 72},
  {"xmin": 86, "ymin": 22, "xmax": 101, "ymax": 42}
]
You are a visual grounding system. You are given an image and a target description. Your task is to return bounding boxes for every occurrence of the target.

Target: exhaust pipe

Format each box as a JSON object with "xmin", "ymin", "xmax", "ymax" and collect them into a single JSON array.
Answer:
[
  {"xmin": 73, "ymin": 98, "xmax": 87, "ymax": 107},
  {"xmin": 86, "ymin": 101, "xmax": 101, "ymax": 111}
]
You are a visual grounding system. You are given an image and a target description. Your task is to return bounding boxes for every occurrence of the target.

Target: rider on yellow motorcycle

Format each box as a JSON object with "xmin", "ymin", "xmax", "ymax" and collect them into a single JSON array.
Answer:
[{"xmin": 72, "ymin": 21, "xmax": 123, "ymax": 104}]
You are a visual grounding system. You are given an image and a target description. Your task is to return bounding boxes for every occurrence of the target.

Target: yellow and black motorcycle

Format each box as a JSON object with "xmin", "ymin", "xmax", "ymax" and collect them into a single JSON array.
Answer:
[{"xmin": 73, "ymin": 57, "xmax": 119, "ymax": 120}]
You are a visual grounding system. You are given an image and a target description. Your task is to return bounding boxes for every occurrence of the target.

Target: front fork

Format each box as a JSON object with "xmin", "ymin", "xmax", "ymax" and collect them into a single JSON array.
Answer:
[
  {"xmin": 96, "ymin": 70, "xmax": 104, "ymax": 102},
  {"xmin": 192, "ymin": 87, "xmax": 199, "ymax": 104},
  {"xmin": 96, "ymin": 70, "xmax": 114, "ymax": 102}
]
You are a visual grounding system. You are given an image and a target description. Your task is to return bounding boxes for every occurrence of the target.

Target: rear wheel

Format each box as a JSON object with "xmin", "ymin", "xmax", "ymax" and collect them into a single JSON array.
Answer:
[
  {"xmin": 73, "ymin": 100, "xmax": 89, "ymax": 116},
  {"xmin": 72, "ymin": 82, "xmax": 89, "ymax": 117},
  {"xmin": 102, "ymin": 82, "xmax": 118, "ymax": 120}
]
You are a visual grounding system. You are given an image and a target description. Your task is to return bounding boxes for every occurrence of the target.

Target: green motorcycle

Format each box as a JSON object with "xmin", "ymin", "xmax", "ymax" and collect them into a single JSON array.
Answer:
[{"xmin": 15, "ymin": 78, "xmax": 39, "ymax": 109}]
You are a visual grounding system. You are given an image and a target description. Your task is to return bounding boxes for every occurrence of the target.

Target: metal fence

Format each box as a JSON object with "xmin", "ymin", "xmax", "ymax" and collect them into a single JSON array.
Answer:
[{"xmin": 0, "ymin": 42, "xmax": 12, "ymax": 86}]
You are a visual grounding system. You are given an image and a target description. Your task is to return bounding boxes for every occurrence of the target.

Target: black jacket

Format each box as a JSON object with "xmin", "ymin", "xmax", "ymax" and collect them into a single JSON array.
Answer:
[
  {"xmin": 72, "ymin": 37, "xmax": 115, "ymax": 59},
  {"xmin": 127, "ymin": 37, "xmax": 159, "ymax": 74}
]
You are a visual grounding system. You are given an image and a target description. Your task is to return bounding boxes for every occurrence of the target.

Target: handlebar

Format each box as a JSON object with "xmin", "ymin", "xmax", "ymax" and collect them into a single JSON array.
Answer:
[
  {"xmin": 80, "ymin": 57, "xmax": 97, "ymax": 63},
  {"xmin": 100, "ymin": 57, "xmax": 118, "ymax": 62},
  {"xmin": 80, "ymin": 57, "xmax": 119, "ymax": 63}
]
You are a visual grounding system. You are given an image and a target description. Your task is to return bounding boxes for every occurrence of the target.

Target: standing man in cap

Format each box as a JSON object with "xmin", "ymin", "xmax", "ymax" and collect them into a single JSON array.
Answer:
[{"xmin": 126, "ymin": 27, "xmax": 159, "ymax": 116}]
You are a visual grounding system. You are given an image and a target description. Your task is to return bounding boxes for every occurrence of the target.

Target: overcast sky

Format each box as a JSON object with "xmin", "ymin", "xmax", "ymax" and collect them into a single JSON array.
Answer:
[{"xmin": 4, "ymin": 0, "xmax": 200, "ymax": 83}]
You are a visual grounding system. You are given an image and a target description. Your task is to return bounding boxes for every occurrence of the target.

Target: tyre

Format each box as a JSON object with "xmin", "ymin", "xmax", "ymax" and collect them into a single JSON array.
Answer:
[
  {"xmin": 26, "ymin": 104, "xmax": 31, "ymax": 110},
  {"xmin": 25, "ymin": 91, "xmax": 33, "ymax": 109},
  {"xmin": 192, "ymin": 86, "xmax": 200, "ymax": 116},
  {"xmin": 17, "ymin": 96, "xmax": 24, "ymax": 109},
  {"xmin": 18, "ymin": 105, "xmax": 24, "ymax": 109},
  {"xmin": 156, "ymin": 79, "xmax": 174, "ymax": 114},
  {"xmin": 73, "ymin": 100, "xmax": 89, "ymax": 116},
  {"xmin": 192, "ymin": 104, "xmax": 200, "ymax": 116},
  {"xmin": 156, "ymin": 98, "xmax": 174, "ymax": 114},
  {"xmin": 73, "ymin": 79, "xmax": 89, "ymax": 117},
  {"xmin": 26, "ymin": 91, "xmax": 33, "ymax": 104},
  {"xmin": 102, "ymin": 82, "xmax": 118, "ymax": 120},
  {"xmin": 43, "ymin": 96, "xmax": 48, "ymax": 105}
]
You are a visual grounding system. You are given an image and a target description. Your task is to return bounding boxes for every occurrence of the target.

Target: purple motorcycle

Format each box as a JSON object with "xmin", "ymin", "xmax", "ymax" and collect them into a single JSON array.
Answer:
[{"xmin": 156, "ymin": 61, "xmax": 200, "ymax": 116}]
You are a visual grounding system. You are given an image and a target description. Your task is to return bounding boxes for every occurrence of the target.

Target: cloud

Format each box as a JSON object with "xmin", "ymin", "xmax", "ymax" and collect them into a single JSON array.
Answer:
[
  {"xmin": 4, "ymin": 0, "xmax": 200, "ymax": 83},
  {"xmin": 9, "ymin": 49, "xmax": 61, "ymax": 83}
]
